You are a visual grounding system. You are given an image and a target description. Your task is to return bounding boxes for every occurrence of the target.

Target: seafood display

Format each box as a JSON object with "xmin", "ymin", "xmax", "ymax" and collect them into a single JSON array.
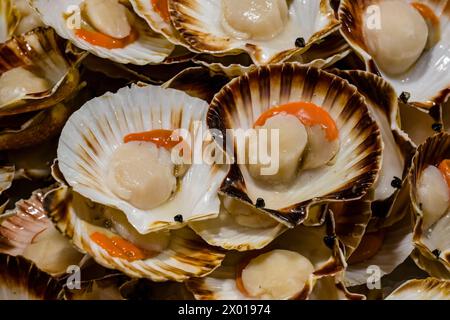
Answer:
[{"xmin": 0, "ymin": 0, "xmax": 448, "ymax": 301}]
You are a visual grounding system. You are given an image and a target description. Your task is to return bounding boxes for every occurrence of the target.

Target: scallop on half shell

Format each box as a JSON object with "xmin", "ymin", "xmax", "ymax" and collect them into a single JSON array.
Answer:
[
  {"xmin": 409, "ymin": 133, "xmax": 450, "ymax": 279},
  {"xmin": 43, "ymin": 181, "xmax": 226, "ymax": 282},
  {"xmin": 0, "ymin": 27, "xmax": 83, "ymax": 116},
  {"xmin": 207, "ymin": 63, "xmax": 382, "ymax": 227},
  {"xmin": 0, "ymin": 187, "xmax": 85, "ymax": 276},
  {"xmin": 339, "ymin": 0, "xmax": 450, "ymax": 107},
  {"xmin": 186, "ymin": 213, "xmax": 358, "ymax": 300},
  {"xmin": 169, "ymin": 0, "xmax": 340, "ymax": 64},
  {"xmin": 30, "ymin": 0, "xmax": 175, "ymax": 64},
  {"xmin": 57, "ymin": 84, "xmax": 228, "ymax": 234}
]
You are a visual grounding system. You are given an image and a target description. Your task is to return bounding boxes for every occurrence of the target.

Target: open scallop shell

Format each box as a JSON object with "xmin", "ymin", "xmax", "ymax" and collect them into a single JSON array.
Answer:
[
  {"xmin": 409, "ymin": 133, "xmax": 450, "ymax": 277},
  {"xmin": 189, "ymin": 196, "xmax": 287, "ymax": 252},
  {"xmin": 344, "ymin": 212, "xmax": 414, "ymax": 286},
  {"xmin": 411, "ymin": 248, "xmax": 450, "ymax": 279},
  {"xmin": 208, "ymin": 63, "xmax": 382, "ymax": 227},
  {"xmin": 0, "ymin": 27, "xmax": 83, "ymax": 115},
  {"xmin": 57, "ymin": 84, "xmax": 228, "ymax": 234},
  {"xmin": 339, "ymin": 0, "xmax": 450, "ymax": 107},
  {"xmin": 130, "ymin": 0, "xmax": 184, "ymax": 46},
  {"xmin": 30, "ymin": 0, "xmax": 175, "ymax": 65},
  {"xmin": 169, "ymin": 0, "xmax": 340, "ymax": 65},
  {"xmin": 329, "ymin": 70, "xmax": 416, "ymax": 221},
  {"xmin": 0, "ymin": 187, "xmax": 84, "ymax": 276},
  {"xmin": 386, "ymin": 278, "xmax": 449, "ymax": 300},
  {"xmin": 0, "ymin": 254, "xmax": 63, "ymax": 299},
  {"xmin": 43, "ymin": 183, "xmax": 226, "ymax": 281},
  {"xmin": 186, "ymin": 213, "xmax": 346, "ymax": 300},
  {"xmin": 0, "ymin": 0, "xmax": 19, "ymax": 43}
]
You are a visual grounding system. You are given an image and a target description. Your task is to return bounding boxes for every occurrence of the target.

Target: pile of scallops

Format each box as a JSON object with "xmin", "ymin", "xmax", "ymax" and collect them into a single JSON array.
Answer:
[{"xmin": 0, "ymin": 0, "xmax": 449, "ymax": 300}]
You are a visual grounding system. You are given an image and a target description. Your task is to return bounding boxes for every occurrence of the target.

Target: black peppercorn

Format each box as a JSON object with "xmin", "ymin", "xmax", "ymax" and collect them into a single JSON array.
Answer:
[
  {"xmin": 390, "ymin": 176, "xmax": 402, "ymax": 189},
  {"xmin": 432, "ymin": 249, "xmax": 441, "ymax": 258},
  {"xmin": 255, "ymin": 198, "xmax": 265, "ymax": 208},
  {"xmin": 174, "ymin": 214, "xmax": 183, "ymax": 223},
  {"xmin": 399, "ymin": 92, "xmax": 411, "ymax": 103},
  {"xmin": 295, "ymin": 37, "xmax": 305, "ymax": 48},
  {"xmin": 432, "ymin": 123, "xmax": 443, "ymax": 132}
]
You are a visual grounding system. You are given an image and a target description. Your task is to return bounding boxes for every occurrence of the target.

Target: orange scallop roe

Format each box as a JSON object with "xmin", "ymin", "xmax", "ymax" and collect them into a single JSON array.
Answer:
[
  {"xmin": 411, "ymin": 2, "xmax": 440, "ymax": 26},
  {"xmin": 253, "ymin": 102, "xmax": 339, "ymax": 141},
  {"xmin": 124, "ymin": 129, "xmax": 183, "ymax": 150},
  {"xmin": 75, "ymin": 28, "xmax": 138, "ymax": 49},
  {"xmin": 90, "ymin": 232, "xmax": 147, "ymax": 261},
  {"xmin": 438, "ymin": 159, "xmax": 450, "ymax": 190}
]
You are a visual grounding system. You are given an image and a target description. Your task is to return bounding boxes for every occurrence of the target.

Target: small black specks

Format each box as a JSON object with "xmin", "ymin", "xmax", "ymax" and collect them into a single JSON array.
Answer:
[
  {"xmin": 432, "ymin": 123, "xmax": 443, "ymax": 132},
  {"xmin": 432, "ymin": 249, "xmax": 441, "ymax": 258},
  {"xmin": 295, "ymin": 37, "xmax": 305, "ymax": 48},
  {"xmin": 174, "ymin": 214, "xmax": 183, "ymax": 223},
  {"xmin": 391, "ymin": 176, "xmax": 402, "ymax": 189},
  {"xmin": 323, "ymin": 235, "xmax": 336, "ymax": 248},
  {"xmin": 399, "ymin": 92, "xmax": 411, "ymax": 103},
  {"xmin": 255, "ymin": 198, "xmax": 265, "ymax": 208}
]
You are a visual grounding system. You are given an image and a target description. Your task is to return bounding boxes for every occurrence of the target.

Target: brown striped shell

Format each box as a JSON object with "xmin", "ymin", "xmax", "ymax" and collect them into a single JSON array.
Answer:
[{"xmin": 207, "ymin": 63, "xmax": 383, "ymax": 227}]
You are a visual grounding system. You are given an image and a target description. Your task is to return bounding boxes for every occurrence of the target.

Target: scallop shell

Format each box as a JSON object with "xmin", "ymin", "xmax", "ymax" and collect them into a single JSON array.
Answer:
[
  {"xmin": 386, "ymin": 278, "xmax": 449, "ymax": 300},
  {"xmin": 309, "ymin": 276, "xmax": 365, "ymax": 300},
  {"xmin": 186, "ymin": 213, "xmax": 346, "ymax": 300},
  {"xmin": 339, "ymin": 0, "xmax": 450, "ymax": 107},
  {"xmin": 57, "ymin": 84, "xmax": 228, "ymax": 234},
  {"xmin": 0, "ymin": 254, "xmax": 63, "ymax": 299},
  {"xmin": 344, "ymin": 212, "xmax": 414, "ymax": 286},
  {"xmin": 411, "ymin": 248, "xmax": 450, "ymax": 279},
  {"xmin": 30, "ymin": 0, "xmax": 175, "ymax": 65},
  {"xmin": 189, "ymin": 196, "xmax": 287, "ymax": 252},
  {"xmin": 130, "ymin": 0, "xmax": 184, "ymax": 46},
  {"xmin": 43, "ymin": 183, "xmax": 226, "ymax": 282},
  {"xmin": 329, "ymin": 70, "xmax": 416, "ymax": 222},
  {"xmin": 208, "ymin": 63, "xmax": 382, "ymax": 227},
  {"xmin": 192, "ymin": 53, "xmax": 257, "ymax": 78},
  {"xmin": 0, "ymin": 0, "xmax": 19, "ymax": 42},
  {"xmin": 0, "ymin": 27, "xmax": 83, "ymax": 115},
  {"xmin": 169, "ymin": 0, "xmax": 340, "ymax": 64},
  {"xmin": 409, "ymin": 133, "xmax": 450, "ymax": 278},
  {"xmin": 0, "ymin": 187, "xmax": 85, "ymax": 276}
]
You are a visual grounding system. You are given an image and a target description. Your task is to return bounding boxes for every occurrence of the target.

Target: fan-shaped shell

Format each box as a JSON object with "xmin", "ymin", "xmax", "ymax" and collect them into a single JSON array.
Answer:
[
  {"xmin": 169, "ymin": 0, "xmax": 340, "ymax": 64},
  {"xmin": 208, "ymin": 63, "xmax": 382, "ymax": 227},
  {"xmin": 30, "ymin": 0, "xmax": 175, "ymax": 65},
  {"xmin": 339, "ymin": 0, "xmax": 450, "ymax": 107},
  {"xmin": 409, "ymin": 133, "xmax": 450, "ymax": 278},
  {"xmin": 0, "ymin": 27, "xmax": 83, "ymax": 115},
  {"xmin": 57, "ymin": 84, "xmax": 228, "ymax": 234},
  {"xmin": 43, "ymin": 182, "xmax": 226, "ymax": 282},
  {"xmin": 0, "ymin": 187, "xmax": 84, "ymax": 276},
  {"xmin": 186, "ymin": 213, "xmax": 346, "ymax": 300}
]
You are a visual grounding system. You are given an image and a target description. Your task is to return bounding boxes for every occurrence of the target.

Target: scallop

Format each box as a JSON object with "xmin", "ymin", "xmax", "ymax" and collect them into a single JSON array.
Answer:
[
  {"xmin": 43, "ymin": 183, "xmax": 226, "ymax": 281},
  {"xmin": 207, "ymin": 63, "xmax": 382, "ymax": 227},
  {"xmin": 57, "ymin": 84, "xmax": 228, "ymax": 234},
  {"xmin": 30, "ymin": 0, "xmax": 175, "ymax": 64},
  {"xmin": 0, "ymin": 27, "xmax": 83, "ymax": 116},
  {"xmin": 0, "ymin": 188, "xmax": 85, "ymax": 276},
  {"xmin": 186, "ymin": 214, "xmax": 349, "ymax": 300},
  {"xmin": 169, "ymin": 0, "xmax": 340, "ymax": 64},
  {"xmin": 339, "ymin": 0, "xmax": 450, "ymax": 107},
  {"xmin": 0, "ymin": 0, "xmax": 19, "ymax": 42},
  {"xmin": 409, "ymin": 133, "xmax": 450, "ymax": 279}
]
